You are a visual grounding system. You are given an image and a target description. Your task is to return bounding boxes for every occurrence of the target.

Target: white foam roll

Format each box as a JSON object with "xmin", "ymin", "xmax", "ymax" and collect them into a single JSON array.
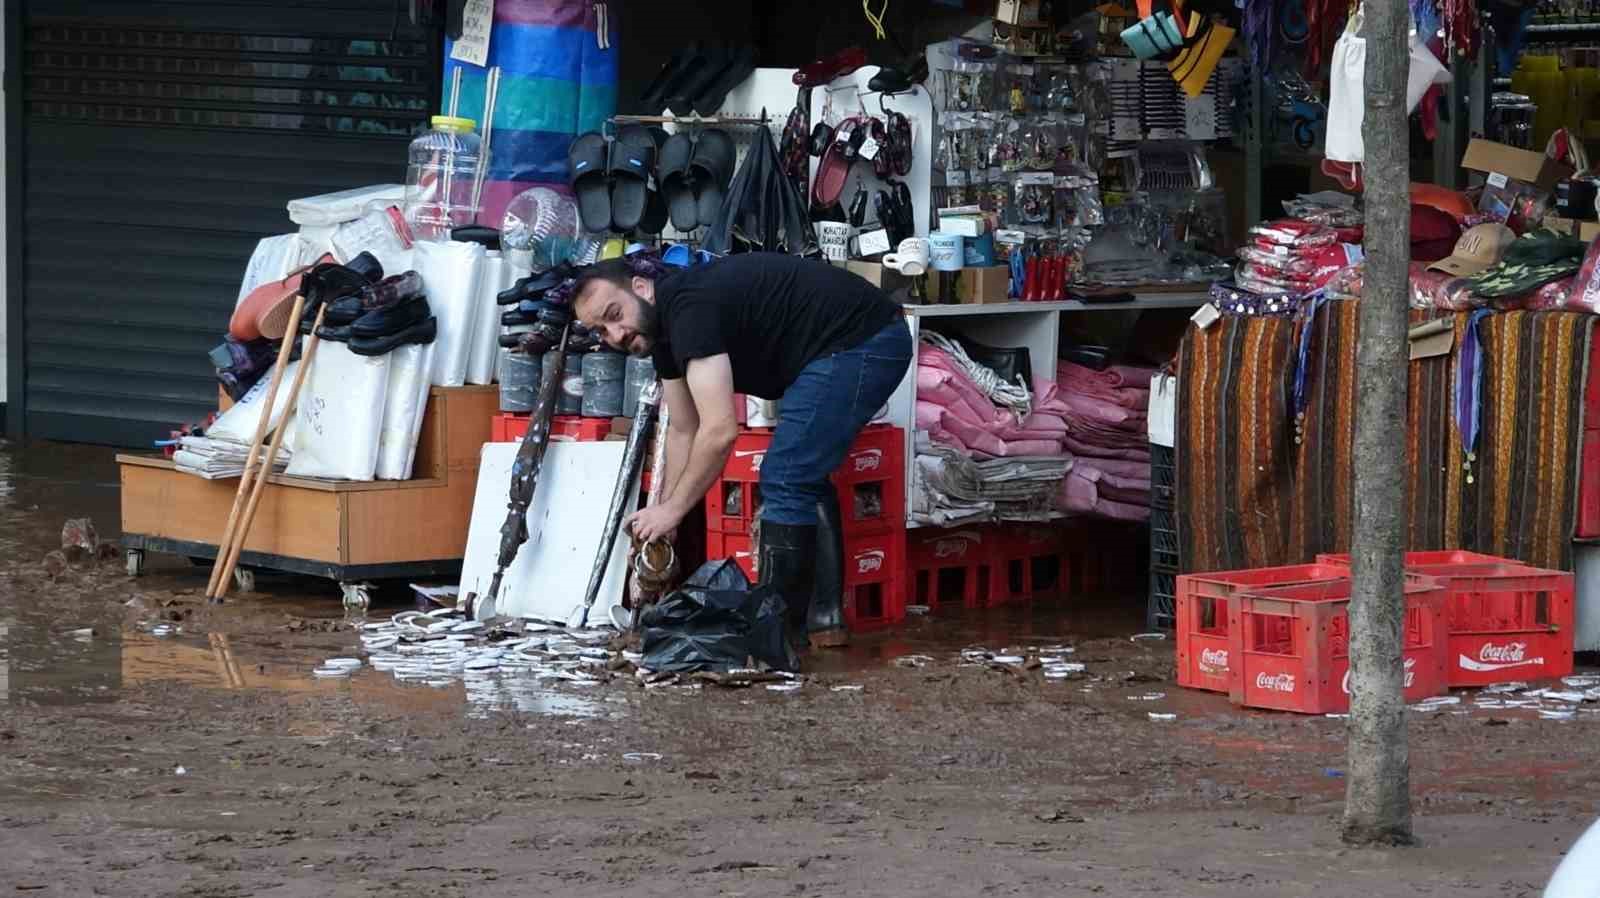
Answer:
[
  {"xmin": 285, "ymin": 342, "xmax": 391, "ymax": 481},
  {"xmin": 465, "ymin": 253, "xmax": 506, "ymax": 385},
  {"xmin": 374, "ymin": 342, "xmax": 433, "ymax": 480},
  {"xmin": 414, "ymin": 239, "xmax": 485, "ymax": 386}
]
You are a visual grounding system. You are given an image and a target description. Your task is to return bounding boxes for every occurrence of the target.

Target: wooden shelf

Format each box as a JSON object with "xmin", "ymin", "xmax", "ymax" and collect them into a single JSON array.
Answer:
[{"xmin": 906, "ymin": 292, "xmax": 1210, "ymax": 317}]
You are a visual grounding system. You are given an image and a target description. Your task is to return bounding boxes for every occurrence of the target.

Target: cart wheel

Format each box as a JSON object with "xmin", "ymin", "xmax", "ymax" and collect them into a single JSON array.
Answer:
[
  {"xmin": 125, "ymin": 549, "xmax": 145, "ymax": 577},
  {"xmin": 232, "ymin": 567, "xmax": 256, "ymax": 593},
  {"xmin": 340, "ymin": 582, "xmax": 372, "ymax": 610}
]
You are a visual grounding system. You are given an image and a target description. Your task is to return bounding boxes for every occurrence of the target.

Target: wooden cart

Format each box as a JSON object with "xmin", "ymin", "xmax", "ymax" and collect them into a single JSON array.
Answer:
[{"xmin": 118, "ymin": 385, "xmax": 497, "ymax": 606}]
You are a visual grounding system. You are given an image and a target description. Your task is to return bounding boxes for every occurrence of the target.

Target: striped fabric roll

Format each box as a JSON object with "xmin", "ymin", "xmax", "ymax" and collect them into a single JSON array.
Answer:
[{"xmin": 444, "ymin": 0, "xmax": 618, "ymax": 228}]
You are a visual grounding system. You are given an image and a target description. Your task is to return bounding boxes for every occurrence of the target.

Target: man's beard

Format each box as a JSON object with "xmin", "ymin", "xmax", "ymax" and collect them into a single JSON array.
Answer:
[{"xmin": 626, "ymin": 291, "xmax": 655, "ymax": 355}]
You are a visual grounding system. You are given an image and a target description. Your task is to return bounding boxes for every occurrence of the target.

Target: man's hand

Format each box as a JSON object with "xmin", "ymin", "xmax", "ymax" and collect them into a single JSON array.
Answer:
[{"xmin": 625, "ymin": 502, "xmax": 683, "ymax": 544}]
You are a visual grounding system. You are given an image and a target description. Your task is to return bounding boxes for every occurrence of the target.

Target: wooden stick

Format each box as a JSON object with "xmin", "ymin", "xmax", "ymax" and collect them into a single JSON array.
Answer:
[
  {"xmin": 212, "ymin": 304, "xmax": 328, "ymax": 602},
  {"xmin": 206, "ymin": 294, "xmax": 305, "ymax": 598}
]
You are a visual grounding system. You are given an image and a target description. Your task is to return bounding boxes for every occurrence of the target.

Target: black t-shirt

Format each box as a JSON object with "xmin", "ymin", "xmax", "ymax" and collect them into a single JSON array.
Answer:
[{"xmin": 649, "ymin": 254, "xmax": 900, "ymax": 399}]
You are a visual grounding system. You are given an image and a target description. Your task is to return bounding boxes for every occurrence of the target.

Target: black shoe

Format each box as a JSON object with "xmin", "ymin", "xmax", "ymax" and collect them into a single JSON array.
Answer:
[
  {"xmin": 321, "ymin": 292, "xmax": 368, "ymax": 326},
  {"xmin": 867, "ymin": 65, "xmax": 913, "ymax": 95},
  {"xmin": 350, "ymin": 295, "xmax": 430, "ymax": 339},
  {"xmin": 303, "ymin": 255, "xmax": 382, "ymax": 307},
  {"xmin": 497, "ymin": 264, "xmax": 575, "ymax": 306},
  {"xmin": 809, "ymin": 491, "xmax": 848, "ymax": 647},
  {"xmin": 501, "ymin": 308, "xmax": 537, "ymax": 327},
  {"xmin": 757, "ymin": 520, "xmax": 818, "ymax": 651},
  {"xmin": 349, "ymin": 316, "xmax": 437, "ymax": 357}
]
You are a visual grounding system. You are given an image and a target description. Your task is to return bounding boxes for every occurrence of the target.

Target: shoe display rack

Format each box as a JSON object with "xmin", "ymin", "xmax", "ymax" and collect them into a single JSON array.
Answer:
[{"xmin": 117, "ymin": 385, "xmax": 499, "ymax": 606}]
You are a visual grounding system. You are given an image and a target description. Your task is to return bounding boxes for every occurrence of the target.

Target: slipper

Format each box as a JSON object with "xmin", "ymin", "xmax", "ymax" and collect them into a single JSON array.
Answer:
[
  {"xmin": 639, "ymin": 40, "xmax": 702, "ymax": 112},
  {"xmin": 662, "ymin": 244, "xmax": 693, "ymax": 267},
  {"xmin": 689, "ymin": 129, "xmax": 736, "ymax": 231},
  {"xmin": 610, "ymin": 125, "xmax": 658, "ymax": 233},
  {"xmin": 811, "ymin": 118, "xmax": 859, "ymax": 208},
  {"xmin": 568, "ymin": 132, "xmax": 612, "ymax": 233},
  {"xmin": 667, "ymin": 45, "xmax": 727, "ymax": 114},
  {"xmin": 692, "ymin": 45, "xmax": 757, "ymax": 115},
  {"xmin": 636, "ymin": 128, "xmax": 669, "ymax": 234},
  {"xmin": 658, "ymin": 131, "xmax": 698, "ymax": 231}
]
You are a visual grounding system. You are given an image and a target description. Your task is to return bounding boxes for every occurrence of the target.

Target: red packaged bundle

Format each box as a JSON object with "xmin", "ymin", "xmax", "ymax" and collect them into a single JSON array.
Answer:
[{"xmin": 1248, "ymin": 218, "xmax": 1339, "ymax": 248}]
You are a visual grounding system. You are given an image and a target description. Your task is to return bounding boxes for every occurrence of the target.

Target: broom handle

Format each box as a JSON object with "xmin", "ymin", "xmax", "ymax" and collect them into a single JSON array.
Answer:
[
  {"xmin": 213, "ymin": 304, "xmax": 327, "ymax": 601},
  {"xmin": 206, "ymin": 293, "xmax": 305, "ymax": 598}
]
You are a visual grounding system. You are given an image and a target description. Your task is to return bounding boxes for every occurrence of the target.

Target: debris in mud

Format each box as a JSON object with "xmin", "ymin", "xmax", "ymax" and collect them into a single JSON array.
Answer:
[
  {"xmin": 1035, "ymin": 810, "xmax": 1086, "ymax": 823},
  {"xmin": 893, "ymin": 654, "xmax": 935, "ymax": 668},
  {"xmin": 1147, "ymin": 712, "xmax": 1177, "ymax": 721},
  {"xmin": 1129, "ymin": 632, "xmax": 1167, "ymax": 642},
  {"xmin": 61, "ymin": 517, "xmax": 98, "ymax": 561},
  {"xmin": 42, "ymin": 550, "xmax": 68, "ymax": 579}
]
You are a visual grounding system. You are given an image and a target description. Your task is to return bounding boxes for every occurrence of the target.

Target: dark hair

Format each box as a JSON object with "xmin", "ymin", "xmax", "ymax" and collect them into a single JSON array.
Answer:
[{"xmin": 570, "ymin": 258, "xmax": 638, "ymax": 308}]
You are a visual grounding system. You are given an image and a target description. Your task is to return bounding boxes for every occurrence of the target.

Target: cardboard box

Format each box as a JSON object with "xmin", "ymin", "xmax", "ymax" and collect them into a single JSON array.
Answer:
[
  {"xmin": 928, "ymin": 266, "xmax": 1013, "ymax": 304},
  {"xmin": 847, "ymin": 261, "xmax": 918, "ymax": 293},
  {"xmin": 938, "ymin": 215, "xmax": 987, "ymax": 237},
  {"xmin": 1462, "ymin": 138, "xmax": 1573, "ymax": 190},
  {"xmin": 1544, "ymin": 216, "xmax": 1600, "ymax": 241}
]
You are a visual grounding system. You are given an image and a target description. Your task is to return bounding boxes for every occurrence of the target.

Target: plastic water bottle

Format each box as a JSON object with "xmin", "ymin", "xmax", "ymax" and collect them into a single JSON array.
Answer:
[{"xmin": 404, "ymin": 116, "xmax": 485, "ymax": 242}]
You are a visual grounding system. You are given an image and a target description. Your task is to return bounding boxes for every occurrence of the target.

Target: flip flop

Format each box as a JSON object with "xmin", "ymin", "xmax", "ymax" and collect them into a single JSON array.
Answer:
[
  {"xmin": 568, "ymin": 132, "xmax": 611, "ymax": 233},
  {"xmin": 689, "ymin": 129, "xmax": 736, "ymax": 231},
  {"xmin": 658, "ymin": 131, "xmax": 698, "ymax": 231},
  {"xmin": 635, "ymin": 128, "xmax": 669, "ymax": 235},
  {"xmin": 639, "ymin": 40, "xmax": 702, "ymax": 112},
  {"xmin": 691, "ymin": 45, "xmax": 757, "ymax": 115},
  {"xmin": 609, "ymin": 125, "xmax": 657, "ymax": 233},
  {"xmin": 810, "ymin": 118, "xmax": 859, "ymax": 208}
]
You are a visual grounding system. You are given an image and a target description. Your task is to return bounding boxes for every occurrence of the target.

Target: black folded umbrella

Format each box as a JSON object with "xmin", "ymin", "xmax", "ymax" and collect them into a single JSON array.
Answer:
[{"xmin": 702, "ymin": 124, "xmax": 814, "ymax": 256}]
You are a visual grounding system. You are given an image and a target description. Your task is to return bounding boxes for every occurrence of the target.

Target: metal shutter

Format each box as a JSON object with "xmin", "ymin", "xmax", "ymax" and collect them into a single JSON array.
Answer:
[{"xmin": 13, "ymin": 0, "xmax": 440, "ymax": 446}]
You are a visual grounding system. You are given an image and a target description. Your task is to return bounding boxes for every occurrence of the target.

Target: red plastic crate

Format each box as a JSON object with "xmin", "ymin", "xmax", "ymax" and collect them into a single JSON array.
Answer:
[
  {"xmin": 1175, "ymin": 563, "xmax": 1352, "ymax": 694},
  {"xmin": 492, "ymin": 414, "xmax": 610, "ymax": 443},
  {"xmin": 705, "ymin": 430, "xmax": 772, "ymax": 534},
  {"xmin": 1228, "ymin": 577, "xmax": 1448, "ymax": 714},
  {"xmin": 831, "ymin": 424, "xmax": 906, "ymax": 535},
  {"xmin": 1409, "ymin": 562, "xmax": 1573, "ymax": 686},
  {"xmin": 705, "ymin": 531, "xmax": 757, "ymax": 582},
  {"xmin": 908, "ymin": 526, "xmax": 996, "ymax": 610},
  {"xmin": 842, "ymin": 529, "xmax": 907, "ymax": 632},
  {"xmin": 1316, "ymin": 550, "xmax": 1512, "ymax": 567},
  {"xmin": 989, "ymin": 524, "xmax": 1070, "ymax": 605}
]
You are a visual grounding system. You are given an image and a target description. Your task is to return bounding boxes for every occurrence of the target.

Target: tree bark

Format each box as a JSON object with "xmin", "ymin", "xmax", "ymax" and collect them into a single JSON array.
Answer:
[{"xmin": 1344, "ymin": 0, "xmax": 1414, "ymax": 847}]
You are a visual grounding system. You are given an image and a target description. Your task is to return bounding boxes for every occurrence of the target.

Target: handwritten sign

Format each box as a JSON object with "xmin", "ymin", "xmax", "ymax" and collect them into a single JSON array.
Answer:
[{"xmin": 449, "ymin": 0, "xmax": 494, "ymax": 68}]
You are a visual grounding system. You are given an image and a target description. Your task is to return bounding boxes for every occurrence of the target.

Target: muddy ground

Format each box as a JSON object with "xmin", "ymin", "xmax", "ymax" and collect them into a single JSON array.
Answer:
[{"xmin": 1, "ymin": 441, "xmax": 1596, "ymax": 897}]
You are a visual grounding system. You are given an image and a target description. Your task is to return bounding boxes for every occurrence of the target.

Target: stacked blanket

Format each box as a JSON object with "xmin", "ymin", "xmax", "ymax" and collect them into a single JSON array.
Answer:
[
  {"xmin": 915, "ymin": 345, "xmax": 1070, "ymax": 458},
  {"xmin": 1046, "ymin": 361, "xmax": 1156, "ymax": 522}
]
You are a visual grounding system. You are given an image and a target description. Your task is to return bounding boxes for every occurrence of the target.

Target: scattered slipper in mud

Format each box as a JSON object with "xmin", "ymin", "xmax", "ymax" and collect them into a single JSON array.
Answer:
[
  {"xmin": 1129, "ymin": 632, "xmax": 1167, "ymax": 642},
  {"xmin": 1147, "ymin": 712, "xmax": 1177, "ymax": 721}
]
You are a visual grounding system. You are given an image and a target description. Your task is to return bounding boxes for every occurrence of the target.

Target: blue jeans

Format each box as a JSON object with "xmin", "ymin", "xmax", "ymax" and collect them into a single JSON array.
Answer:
[{"xmin": 759, "ymin": 319, "xmax": 913, "ymax": 526}]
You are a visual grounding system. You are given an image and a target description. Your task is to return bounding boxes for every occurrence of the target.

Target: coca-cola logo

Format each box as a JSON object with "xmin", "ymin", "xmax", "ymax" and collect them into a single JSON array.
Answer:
[
  {"xmin": 851, "ymin": 449, "xmax": 883, "ymax": 473},
  {"xmin": 1458, "ymin": 642, "xmax": 1544, "ymax": 672},
  {"xmin": 927, "ymin": 530, "xmax": 981, "ymax": 560},
  {"xmin": 1480, "ymin": 642, "xmax": 1527, "ymax": 663},
  {"xmin": 1255, "ymin": 672, "xmax": 1296, "ymax": 693},
  {"xmin": 1199, "ymin": 648, "xmax": 1229, "ymax": 673},
  {"xmin": 854, "ymin": 549, "xmax": 886, "ymax": 574},
  {"xmin": 1341, "ymin": 657, "xmax": 1416, "ymax": 695},
  {"xmin": 733, "ymin": 449, "xmax": 765, "ymax": 472}
]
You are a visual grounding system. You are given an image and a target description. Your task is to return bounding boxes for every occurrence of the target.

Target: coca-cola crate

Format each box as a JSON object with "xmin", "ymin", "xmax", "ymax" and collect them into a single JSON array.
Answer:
[
  {"xmin": 908, "ymin": 526, "xmax": 996, "ymax": 610},
  {"xmin": 831, "ymin": 425, "xmax": 905, "ymax": 535},
  {"xmin": 1228, "ymin": 576, "xmax": 1448, "ymax": 714},
  {"xmin": 491, "ymin": 414, "xmax": 611, "ymax": 443},
  {"xmin": 1175, "ymin": 562, "xmax": 1352, "ymax": 694},
  {"xmin": 991, "ymin": 524, "xmax": 1069, "ymax": 605},
  {"xmin": 1317, "ymin": 550, "xmax": 1575, "ymax": 686},
  {"xmin": 705, "ymin": 531, "xmax": 756, "ymax": 582},
  {"xmin": 705, "ymin": 430, "xmax": 772, "ymax": 534},
  {"xmin": 840, "ymin": 529, "xmax": 907, "ymax": 631}
]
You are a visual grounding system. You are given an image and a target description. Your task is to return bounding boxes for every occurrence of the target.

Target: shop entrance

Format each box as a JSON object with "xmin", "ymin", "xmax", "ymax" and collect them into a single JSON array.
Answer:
[{"xmin": 6, "ymin": 0, "xmax": 440, "ymax": 445}]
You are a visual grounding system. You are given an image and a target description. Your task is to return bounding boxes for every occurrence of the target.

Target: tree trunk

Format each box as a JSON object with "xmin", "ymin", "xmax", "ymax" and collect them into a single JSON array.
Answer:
[{"xmin": 1344, "ymin": 0, "xmax": 1414, "ymax": 847}]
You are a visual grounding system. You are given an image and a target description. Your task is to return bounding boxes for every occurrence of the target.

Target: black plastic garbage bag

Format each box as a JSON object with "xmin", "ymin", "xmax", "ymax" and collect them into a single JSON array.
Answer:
[{"xmin": 640, "ymin": 560, "xmax": 798, "ymax": 673}]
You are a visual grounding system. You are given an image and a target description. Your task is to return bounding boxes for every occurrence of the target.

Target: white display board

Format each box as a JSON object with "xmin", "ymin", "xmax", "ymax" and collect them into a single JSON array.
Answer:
[{"xmin": 460, "ymin": 441, "xmax": 637, "ymax": 625}]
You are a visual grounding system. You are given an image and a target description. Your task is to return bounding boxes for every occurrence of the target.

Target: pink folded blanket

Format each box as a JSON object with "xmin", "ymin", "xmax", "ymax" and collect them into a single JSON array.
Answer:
[{"xmin": 917, "ymin": 367, "xmax": 991, "ymax": 426}]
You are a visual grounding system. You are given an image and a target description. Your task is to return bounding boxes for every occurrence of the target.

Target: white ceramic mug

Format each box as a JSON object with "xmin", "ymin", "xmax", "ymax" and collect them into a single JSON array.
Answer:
[
  {"xmin": 929, "ymin": 231, "xmax": 965, "ymax": 271},
  {"xmin": 815, "ymin": 221, "xmax": 853, "ymax": 263},
  {"xmin": 882, "ymin": 237, "xmax": 931, "ymax": 276}
]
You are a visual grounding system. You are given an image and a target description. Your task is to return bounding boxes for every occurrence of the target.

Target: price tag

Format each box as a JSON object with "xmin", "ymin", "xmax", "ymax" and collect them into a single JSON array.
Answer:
[
  {"xmin": 859, "ymin": 137, "xmax": 881, "ymax": 161},
  {"xmin": 856, "ymin": 229, "xmax": 892, "ymax": 256},
  {"xmin": 1487, "ymin": 171, "xmax": 1509, "ymax": 189},
  {"xmin": 995, "ymin": 228, "xmax": 1027, "ymax": 246}
]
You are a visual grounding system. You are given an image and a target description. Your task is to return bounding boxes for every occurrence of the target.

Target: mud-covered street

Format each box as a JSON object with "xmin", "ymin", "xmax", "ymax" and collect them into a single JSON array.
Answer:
[{"xmin": 2, "ymin": 441, "xmax": 1596, "ymax": 897}]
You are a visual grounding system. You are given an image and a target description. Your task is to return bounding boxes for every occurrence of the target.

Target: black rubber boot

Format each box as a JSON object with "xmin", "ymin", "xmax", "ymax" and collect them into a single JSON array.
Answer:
[
  {"xmin": 757, "ymin": 521, "xmax": 817, "ymax": 651},
  {"xmin": 809, "ymin": 490, "xmax": 849, "ymax": 648}
]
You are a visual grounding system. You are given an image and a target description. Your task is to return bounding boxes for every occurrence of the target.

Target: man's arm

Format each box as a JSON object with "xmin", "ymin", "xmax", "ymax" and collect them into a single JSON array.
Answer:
[
  {"xmin": 658, "ymin": 376, "xmax": 699, "ymax": 506},
  {"xmin": 664, "ymin": 354, "xmax": 738, "ymax": 518}
]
